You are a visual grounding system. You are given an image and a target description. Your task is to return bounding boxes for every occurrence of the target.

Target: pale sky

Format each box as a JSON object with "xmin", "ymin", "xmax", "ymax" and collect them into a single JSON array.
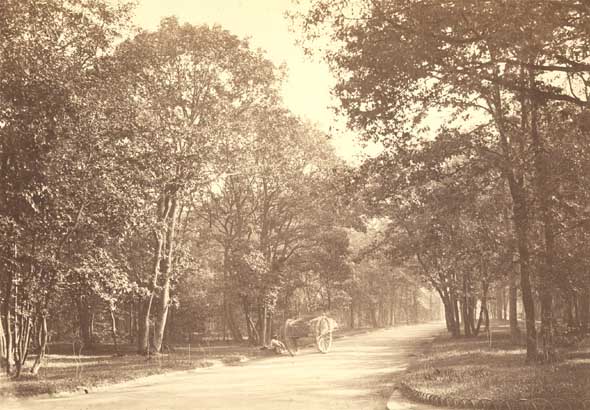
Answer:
[{"xmin": 129, "ymin": 0, "xmax": 369, "ymax": 163}]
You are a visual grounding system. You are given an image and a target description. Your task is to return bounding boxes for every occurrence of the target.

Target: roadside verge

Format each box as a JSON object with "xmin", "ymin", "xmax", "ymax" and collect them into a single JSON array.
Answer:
[{"xmin": 391, "ymin": 322, "xmax": 590, "ymax": 410}]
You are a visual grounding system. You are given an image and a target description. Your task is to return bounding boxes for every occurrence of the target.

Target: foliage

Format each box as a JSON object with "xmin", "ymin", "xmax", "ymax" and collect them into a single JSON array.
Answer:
[{"xmin": 293, "ymin": 0, "xmax": 590, "ymax": 361}]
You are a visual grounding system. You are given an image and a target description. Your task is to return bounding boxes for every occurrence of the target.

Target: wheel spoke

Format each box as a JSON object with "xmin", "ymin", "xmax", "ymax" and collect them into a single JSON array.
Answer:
[{"xmin": 316, "ymin": 317, "xmax": 332, "ymax": 353}]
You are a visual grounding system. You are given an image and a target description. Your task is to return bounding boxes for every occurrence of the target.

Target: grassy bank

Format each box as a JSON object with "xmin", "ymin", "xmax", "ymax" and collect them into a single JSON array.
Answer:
[
  {"xmin": 0, "ymin": 342, "xmax": 261, "ymax": 398},
  {"xmin": 403, "ymin": 322, "xmax": 590, "ymax": 403}
]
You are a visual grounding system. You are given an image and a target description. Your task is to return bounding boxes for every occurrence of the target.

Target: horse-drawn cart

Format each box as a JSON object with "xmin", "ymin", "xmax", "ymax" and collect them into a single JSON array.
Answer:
[{"xmin": 282, "ymin": 314, "xmax": 335, "ymax": 355}]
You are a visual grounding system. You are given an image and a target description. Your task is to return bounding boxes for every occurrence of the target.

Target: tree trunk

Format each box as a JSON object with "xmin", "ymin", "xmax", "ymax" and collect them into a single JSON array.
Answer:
[
  {"xmin": 267, "ymin": 312, "xmax": 273, "ymax": 343},
  {"xmin": 474, "ymin": 305, "xmax": 489, "ymax": 337},
  {"xmin": 370, "ymin": 304, "xmax": 378, "ymax": 328},
  {"xmin": 153, "ymin": 278, "xmax": 171, "ymax": 352},
  {"xmin": 573, "ymin": 294, "xmax": 580, "ymax": 328},
  {"xmin": 581, "ymin": 287, "xmax": 590, "ymax": 334},
  {"xmin": 90, "ymin": 313, "xmax": 95, "ymax": 340},
  {"xmin": 154, "ymin": 193, "xmax": 179, "ymax": 352},
  {"xmin": 462, "ymin": 299, "xmax": 472, "ymax": 337},
  {"xmin": 165, "ymin": 305, "xmax": 174, "ymax": 345},
  {"xmin": 412, "ymin": 289, "xmax": 419, "ymax": 323},
  {"xmin": 437, "ymin": 288, "xmax": 455, "ymax": 335},
  {"xmin": 492, "ymin": 71, "xmax": 537, "ymax": 360},
  {"xmin": 530, "ymin": 87, "xmax": 556, "ymax": 362},
  {"xmin": 443, "ymin": 298, "xmax": 453, "ymax": 333},
  {"xmin": 138, "ymin": 224, "xmax": 166, "ymax": 354},
  {"xmin": 462, "ymin": 274, "xmax": 473, "ymax": 337},
  {"xmin": 566, "ymin": 295, "xmax": 575, "ymax": 328},
  {"xmin": 13, "ymin": 302, "xmax": 33, "ymax": 378},
  {"xmin": 508, "ymin": 176, "xmax": 537, "ymax": 361},
  {"xmin": 242, "ymin": 300, "xmax": 251, "ymax": 342},
  {"xmin": 78, "ymin": 297, "xmax": 93, "ymax": 348},
  {"xmin": 358, "ymin": 301, "xmax": 362, "ymax": 327},
  {"xmin": 226, "ymin": 302, "xmax": 243, "ymax": 342},
  {"xmin": 469, "ymin": 296, "xmax": 478, "ymax": 335},
  {"xmin": 109, "ymin": 308, "xmax": 119, "ymax": 353},
  {"xmin": 474, "ymin": 282, "xmax": 489, "ymax": 337},
  {"xmin": 453, "ymin": 294, "xmax": 461, "ymax": 337},
  {"xmin": 261, "ymin": 305, "xmax": 268, "ymax": 345},
  {"xmin": 389, "ymin": 298, "xmax": 395, "ymax": 326},
  {"xmin": 137, "ymin": 298, "xmax": 151, "ymax": 354},
  {"xmin": 0, "ymin": 312, "xmax": 7, "ymax": 374},
  {"xmin": 31, "ymin": 313, "xmax": 48, "ymax": 375},
  {"xmin": 129, "ymin": 305, "xmax": 136, "ymax": 344},
  {"xmin": 1, "ymin": 274, "xmax": 13, "ymax": 375},
  {"xmin": 246, "ymin": 315, "xmax": 259, "ymax": 345},
  {"xmin": 495, "ymin": 286, "xmax": 505, "ymax": 320},
  {"xmin": 242, "ymin": 298, "xmax": 258, "ymax": 345},
  {"xmin": 509, "ymin": 266, "xmax": 520, "ymax": 343}
]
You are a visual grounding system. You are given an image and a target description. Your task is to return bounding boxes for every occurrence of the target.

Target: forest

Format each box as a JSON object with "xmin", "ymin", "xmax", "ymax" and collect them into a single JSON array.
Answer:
[
  {"xmin": 0, "ymin": 0, "xmax": 434, "ymax": 378},
  {"xmin": 4, "ymin": 0, "xmax": 590, "ymax": 381},
  {"xmin": 294, "ymin": 0, "xmax": 590, "ymax": 363}
]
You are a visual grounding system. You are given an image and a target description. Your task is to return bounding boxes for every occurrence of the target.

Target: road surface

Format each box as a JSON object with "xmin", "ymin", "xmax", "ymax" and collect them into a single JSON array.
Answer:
[{"xmin": 5, "ymin": 323, "xmax": 443, "ymax": 410}]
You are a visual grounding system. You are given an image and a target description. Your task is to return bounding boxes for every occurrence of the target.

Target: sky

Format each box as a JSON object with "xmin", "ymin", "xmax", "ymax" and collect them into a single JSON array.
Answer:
[{"xmin": 128, "ymin": 0, "xmax": 369, "ymax": 163}]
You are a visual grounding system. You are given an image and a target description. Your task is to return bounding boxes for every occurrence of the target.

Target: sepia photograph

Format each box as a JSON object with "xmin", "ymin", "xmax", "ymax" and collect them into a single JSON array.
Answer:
[{"xmin": 1, "ymin": 1, "xmax": 590, "ymax": 409}]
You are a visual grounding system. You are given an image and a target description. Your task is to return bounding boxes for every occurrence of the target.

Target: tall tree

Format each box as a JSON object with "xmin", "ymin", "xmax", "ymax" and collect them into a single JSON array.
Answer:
[
  {"xmin": 0, "ymin": 0, "xmax": 132, "ymax": 374},
  {"xmin": 112, "ymin": 18, "xmax": 281, "ymax": 352}
]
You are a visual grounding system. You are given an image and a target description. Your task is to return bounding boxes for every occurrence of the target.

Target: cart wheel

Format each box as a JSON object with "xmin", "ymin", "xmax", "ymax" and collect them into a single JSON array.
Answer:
[
  {"xmin": 283, "ymin": 319, "xmax": 298, "ymax": 356},
  {"xmin": 316, "ymin": 316, "xmax": 332, "ymax": 353}
]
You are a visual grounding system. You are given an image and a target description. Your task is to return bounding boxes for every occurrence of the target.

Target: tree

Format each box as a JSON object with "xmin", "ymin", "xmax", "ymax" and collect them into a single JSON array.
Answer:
[
  {"xmin": 111, "ymin": 18, "xmax": 282, "ymax": 352},
  {"xmin": 345, "ymin": 125, "xmax": 514, "ymax": 337},
  {"xmin": 293, "ymin": 0, "xmax": 590, "ymax": 361},
  {"xmin": 197, "ymin": 105, "xmax": 343, "ymax": 345},
  {"xmin": 0, "ymin": 0, "xmax": 132, "ymax": 375}
]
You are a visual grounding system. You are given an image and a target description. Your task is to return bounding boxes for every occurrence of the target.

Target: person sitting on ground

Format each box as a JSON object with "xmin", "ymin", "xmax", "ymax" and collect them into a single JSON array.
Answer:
[{"xmin": 269, "ymin": 334, "xmax": 287, "ymax": 354}]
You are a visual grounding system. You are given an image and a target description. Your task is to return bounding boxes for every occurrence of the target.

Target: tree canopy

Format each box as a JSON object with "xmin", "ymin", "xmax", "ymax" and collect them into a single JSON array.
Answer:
[{"xmin": 293, "ymin": 0, "xmax": 590, "ymax": 362}]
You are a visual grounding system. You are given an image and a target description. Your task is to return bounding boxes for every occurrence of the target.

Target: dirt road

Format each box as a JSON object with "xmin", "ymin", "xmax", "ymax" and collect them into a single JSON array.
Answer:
[{"xmin": 5, "ymin": 323, "xmax": 442, "ymax": 410}]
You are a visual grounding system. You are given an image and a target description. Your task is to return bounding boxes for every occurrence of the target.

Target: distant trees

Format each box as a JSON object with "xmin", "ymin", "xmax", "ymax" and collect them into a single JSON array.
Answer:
[
  {"xmin": 358, "ymin": 133, "xmax": 510, "ymax": 338},
  {"xmin": 345, "ymin": 222, "xmax": 436, "ymax": 329}
]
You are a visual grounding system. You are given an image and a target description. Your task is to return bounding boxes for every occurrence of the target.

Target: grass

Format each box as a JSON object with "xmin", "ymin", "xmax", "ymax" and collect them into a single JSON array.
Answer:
[
  {"xmin": 403, "ymin": 322, "xmax": 590, "ymax": 402},
  {"xmin": 0, "ymin": 341, "xmax": 262, "ymax": 398},
  {"xmin": 0, "ymin": 326, "xmax": 373, "ymax": 398}
]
